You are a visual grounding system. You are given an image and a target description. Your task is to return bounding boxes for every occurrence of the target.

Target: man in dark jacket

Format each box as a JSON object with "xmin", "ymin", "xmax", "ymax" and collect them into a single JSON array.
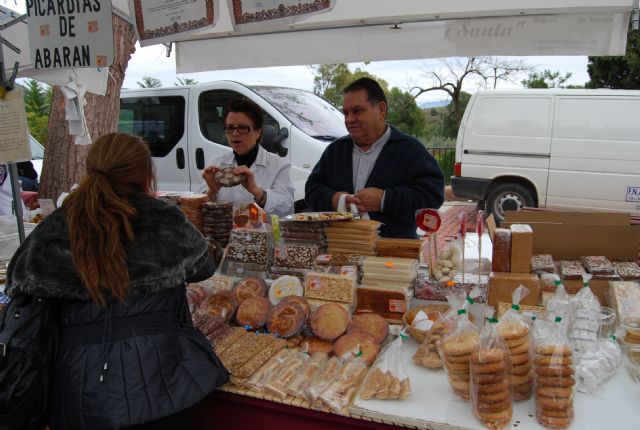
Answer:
[{"xmin": 305, "ymin": 77, "xmax": 445, "ymax": 238}]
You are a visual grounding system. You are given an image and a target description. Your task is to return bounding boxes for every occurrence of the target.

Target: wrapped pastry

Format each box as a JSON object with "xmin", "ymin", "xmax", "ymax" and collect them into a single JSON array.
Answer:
[
  {"xmin": 613, "ymin": 262, "xmax": 640, "ymax": 281},
  {"xmin": 317, "ymin": 357, "xmax": 368, "ymax": 414},
  {"xmin": 574, "ymin": 337, "xmax": 622, "ymax": 393},
  {"xmin": 286, "ymin": 352, "xmax": 329, "ymax": 399},
  {"xmin": 305, "ymin": 356, "xmax": 342, "ymax": 404},
  {"xmin": 559, "ymin": 260, "xmax": 586, "ymax": 281},
  {"xmin": 543, "ymin": 279, "xmax": 572, "ymax": 337},
  {"xmin": 194, "ymin": 291, "xmax": 238, "ymax": 323},
  {"xmin": 232, "ymin": 277, "xmax": 267, "ymax": 303},
  {"xmin": 334, "ymin": 331, "xmax": 380, "ymax": 365},
  {"xmin": 360, "ymin": 335, "xmax": 410, "ymax": 400},
  {"xmin": 268, "ymin": 275, "xmax": 304, "ymax": 305},
  {"xmin": 245, "ymin": 349, "xmax": 290, "ymax": 392},
  {"xmin": 531, "ymin": 254, "xmax": 555, "ymax": 274},
  {"xmin": 347, "ymin": 313, "xmax": 389, "ymax": 344},
  {"xmin": 497, "ymin": 285, "xmax": 534, "ymax": 401},
  {"xmin": 581, "ymin": 256, "xmax": 614, "ymax": 276},
  {"xmin": 569, "ymin": 274, "xmax": 601, "ymax": 352},
  {"xmin": 470, "ymin": 319, "xmax": 512, "ymax": 430},
  {"xmin": 300, "ymin": 336, "xmax": 335, "ymax": 356},
  {"xmin": 534, "ymin": 319, "xmax": 575, "ymax": 429},
  {"xmin": 310, "ymin": 303, "xmax": 350, "ymax": 341},
  {"xmin": 262, "ymin": 351, "xmax": 308, "ymax": 399},
  {"xmin": 266, "ymin": 301, "xmax": 306, "ymax": 338},
  {"xmin": 235, "ymin": 296, "xmax": 272, "ymax": 330},
  {"xmin": 186, "ymin": 283, "xmax": 206, "ymax": 314},
  {"xmin": 438, "ymin": 292, "xmax": 480, "ymax": 400}
]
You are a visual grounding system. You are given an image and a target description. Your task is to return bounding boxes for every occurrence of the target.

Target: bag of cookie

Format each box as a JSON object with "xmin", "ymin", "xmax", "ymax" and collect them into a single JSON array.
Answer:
[
  {"xmin": 360, "ymin": 333, "xmax": 411, "ymax": 400},
  {"xmin": 305, "ymin": 355, "xmax": 343, "ymax": 405},
  {"xmin": 414, "ymin": 290, "xmax": 468, "ymax": 369},
  {"xmin": 317, "ymin": 356, "xmax": 368, "ymax": 414},
  {"xmin": 262, "ymin": 350, "xmax": 309, "ymax": 399},
  {"xmin": 470, "ymin": 317, "xmax": 513, "ymax": 430},
  {"xmin": 569, "ymin": 274, "xmax": 601, "ymax": 353},
  {"xmin": 244, "ymin": 348, "xmax": 291, "ymax": 392},
  {"xmin": 544, "ymin": 279, "xmax": 572, "ymax": 337},
  {"xmin": 497, "ymin": 285, "xmax": 534, "ymax": 401},
  {"xmin": 574, "ymin": 336, "xmax": 622, "ymax": 393},
  {"xmin": 286, "ymin": 352, "xmax": 330, "ymax": 399},
  {"xmin": 534, "ymin": 317, "xmax": 575, "ymax": 429},
  {"xmin": 438, "ymin": 292, "xmax": 481, "ymax": 400}
]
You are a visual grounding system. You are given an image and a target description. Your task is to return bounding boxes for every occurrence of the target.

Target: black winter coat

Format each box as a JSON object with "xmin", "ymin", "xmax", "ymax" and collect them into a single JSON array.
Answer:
[
  {"xmin": 6, "ymin": 196, "xmax": 229, "ymax": 429},
  {"xmin": 305, "ymin": 125, "xmax": 445, "ymax": 239}
]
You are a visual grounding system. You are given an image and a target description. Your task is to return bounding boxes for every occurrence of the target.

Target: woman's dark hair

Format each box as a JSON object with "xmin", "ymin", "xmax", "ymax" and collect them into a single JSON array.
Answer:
[
  {"xmin": 63, "ymin": 132, "xmax": 156, "ymax": 306},
  {"xmin": 344, "ymin": 77, "xmax": 388, "ymax": 106},
  {"xmin": 223, "ymin": 98, "xmax": 264, "ymax": 130}
]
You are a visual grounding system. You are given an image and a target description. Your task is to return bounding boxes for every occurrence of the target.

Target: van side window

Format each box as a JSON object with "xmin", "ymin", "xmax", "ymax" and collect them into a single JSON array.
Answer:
[
  {"xmin": 557, "ymin": 98, "xmax": 640, "ymax": 141},
  {"xmin": 474, "ymin": 98, "xmax": 550, "ymax": 137},
  {"xmin": 199, "ymin": 90, "xmax": 279, "ymax": 149},
  {"xmin": 118, "ymin": 96, "xmax": 185, "ymax": 157}
]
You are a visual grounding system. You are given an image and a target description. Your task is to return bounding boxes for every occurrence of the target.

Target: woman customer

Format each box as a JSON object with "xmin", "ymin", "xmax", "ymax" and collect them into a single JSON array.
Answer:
[
  {"xmin": 6, "ymin": 133, "xmax": 228, "ymax": 430},
  {"xmin": 201, "ymin": 98, "xmax": 295, "ymax": 218}
]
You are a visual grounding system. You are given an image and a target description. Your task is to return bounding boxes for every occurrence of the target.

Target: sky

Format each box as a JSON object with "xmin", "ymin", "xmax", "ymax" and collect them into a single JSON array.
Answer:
[{"xmin": 122, "ymin": 43, "xmax": 592, "ymax": 105}]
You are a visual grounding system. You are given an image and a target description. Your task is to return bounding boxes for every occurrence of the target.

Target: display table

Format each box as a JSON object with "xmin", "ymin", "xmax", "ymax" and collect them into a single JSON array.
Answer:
[{"xmin": 350, "ymin": 339, "xmax": 640, "ymax": 430}]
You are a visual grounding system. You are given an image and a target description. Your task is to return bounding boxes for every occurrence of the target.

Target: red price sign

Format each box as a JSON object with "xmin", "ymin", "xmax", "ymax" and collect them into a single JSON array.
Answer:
[
  {"xmin": 476, "ymin": 211, "xmax": 484, "ymax": 236},
  {"xmin": 416, "ymin": 209, "xmax": 441, "ymax": 233}
]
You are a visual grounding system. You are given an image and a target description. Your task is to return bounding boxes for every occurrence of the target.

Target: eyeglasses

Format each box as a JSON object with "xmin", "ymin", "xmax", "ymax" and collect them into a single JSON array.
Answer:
[{"xmin": 224, "ymin": 125, "xmax": 253, "ymax": 134}]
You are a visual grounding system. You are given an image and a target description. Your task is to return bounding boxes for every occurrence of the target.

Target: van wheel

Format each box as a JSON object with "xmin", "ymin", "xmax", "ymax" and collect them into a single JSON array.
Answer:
[{"xmin": 486, "ymin": 183, "xmax": 535, "ymax": 222}]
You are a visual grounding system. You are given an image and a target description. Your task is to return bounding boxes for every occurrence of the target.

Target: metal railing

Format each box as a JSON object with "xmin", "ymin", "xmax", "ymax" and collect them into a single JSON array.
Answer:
[{"xmin": 427, "ymin": 147, "xmax": 455, "ymax": 184}]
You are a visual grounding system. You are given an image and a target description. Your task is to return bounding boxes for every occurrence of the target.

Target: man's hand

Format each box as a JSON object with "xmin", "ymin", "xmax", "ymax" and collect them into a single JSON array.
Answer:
[
  {"xmin": 354, "ymin": 187, "xmax": 384, "ymax": 213},
  {"xmin": 331, "ymin": 191, "xmax": 360, "ymax": 211}
]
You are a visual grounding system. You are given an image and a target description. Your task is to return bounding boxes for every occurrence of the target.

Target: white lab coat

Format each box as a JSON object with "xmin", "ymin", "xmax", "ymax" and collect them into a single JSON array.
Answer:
[{"xmin": 200, "ymin": 146, "xmax": 295, "ymax": 218}]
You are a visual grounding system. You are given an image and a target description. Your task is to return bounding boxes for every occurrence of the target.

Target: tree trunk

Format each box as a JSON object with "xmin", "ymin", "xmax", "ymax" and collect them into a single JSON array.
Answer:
[{"xmin": 39, "ymin": 15, "xmax": 137, "ymax": 201}]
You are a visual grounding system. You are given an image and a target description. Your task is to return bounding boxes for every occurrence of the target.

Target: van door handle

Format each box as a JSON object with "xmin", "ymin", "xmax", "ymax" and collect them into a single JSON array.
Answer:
[
  {"xmin": 195, "ymin": 148, "xmax": 205, "ymax": 170},
  {"xmin": 303, "ymin": 163, "xmax": 311, "ymax": 168},
  {"xmin": 176, "ymin": 148, "xmax": 185, "ymax": 169}
]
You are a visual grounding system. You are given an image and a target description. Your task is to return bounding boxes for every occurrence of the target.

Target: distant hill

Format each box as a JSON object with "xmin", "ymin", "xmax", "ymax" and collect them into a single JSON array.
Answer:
[{"xmin": 420, "ymin": 100, "xmax": 449, "ymax": 109}]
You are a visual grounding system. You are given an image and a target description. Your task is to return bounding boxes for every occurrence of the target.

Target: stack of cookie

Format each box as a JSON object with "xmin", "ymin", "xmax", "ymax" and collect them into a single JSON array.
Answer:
[
  {"xmin": 439, "ymin": 330, "xmax": 480, "ymax": 400},
  {"xmin": 534, "ymin": 344, "xmax": 575, "ymax": 429},
  {"xmin": 470, "ymin": 349, "xmax": 512, "ymax": 429},
  {"xmin": 498, "ymin": 321, "xmax": 534, "ymax": 401},
  {"xmin": 202, "ymin": 201, "xmax": 233, "ymax": 247},
  {"xmin": 178, "ymin": 194, "xmax": 209, "ymax": 232}
]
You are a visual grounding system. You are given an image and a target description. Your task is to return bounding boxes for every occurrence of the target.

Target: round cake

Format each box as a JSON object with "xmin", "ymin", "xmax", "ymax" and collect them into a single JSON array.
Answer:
[{"xmin": 215, "ymin": 167, "xmax": 246, "ymax": 187}]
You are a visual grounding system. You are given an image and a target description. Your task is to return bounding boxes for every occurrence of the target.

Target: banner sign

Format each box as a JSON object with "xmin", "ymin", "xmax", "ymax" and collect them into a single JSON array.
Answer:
[
  {"xmin": 0, "ymin": 89, "xmax": 31, "ymax": 164},
  {"xmin": 26, "ymin": 0, "xmax": 114, "ymax": 69},
  {"xmin": 129, "ymin": 0, "xmax": 217, "ymax": 47},
  {"xmin": 229, "ymin": 0, "xmax": 335, "ymax": 29}
]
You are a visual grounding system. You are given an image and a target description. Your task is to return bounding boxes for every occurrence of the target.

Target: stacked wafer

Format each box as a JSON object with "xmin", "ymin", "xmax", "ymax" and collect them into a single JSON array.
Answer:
[
  {"xmin": 439, "ymin": 330, "xmax": 480, "ymax": 400},
  {"xmin": 470, "ymin": 348, "xmax": 512, "ymax": 429},
  {"xmin": 534, "ymin": 344, "xmax": 575, "ymax": 429},
  {"xmin": 498, "ymin": 321, "xmax": 534, "ymax": 401},
  {"xmin": 179, "ymin": 194, "xmax": 209, "ymax": 232},
  {"xmin": 325, "ymin": 220, "xmax": 380, "ymax": 256},
  {"xmin": 202, "ymin": 201, "xmax": 233, "ymax": 247}
]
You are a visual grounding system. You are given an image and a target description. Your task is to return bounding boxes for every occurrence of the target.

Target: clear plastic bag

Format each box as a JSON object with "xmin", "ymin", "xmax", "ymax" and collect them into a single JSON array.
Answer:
[
  {"xmin": 244, "ymin": 348, "xmax": 291, "ymax": 392},
  {"xmin": 432, "ymin": 241, "xmax": 462, "ymax": 282},
  {"xmin": 470, "ymin": 318, "xmax": 513, "ymax": 429},
  {"xmin": 497, "ymin": 285, "xmax": 534, "ymax": 402},
  {"xmin": 262, "ymin": 351, "xmax": 309, "ymax": 399},
  {"xmin": 438, "ymin": 292, "xmax": 480, "ymax": 400},
  {"xmin": 574, "ymin": 337, "xmax": 622, "ymax": 393},
  {"xmin": 317, "ymin": 357, "xmax": 368, "ymax": 413},
  {"xmin": 360, "ymin": 334, "xmax": 411, "ymax": 400},
  {"xmin": 570, "ymin": 274, "xmax": 601, "ymax": 352},
  {"xmin": 286, "ymin": 352, "xmax": 329, "ymax": 399},
  {"xmin": 534, "ymin": 318, "xmax": 575, "ymax": 429},
  {"xmin": 544, "ymin": 279, "xmax": 572, "ymax": 336},
  {"xmin": 305, "ymin": 356, "xmax": 342, "ymax": 404}
]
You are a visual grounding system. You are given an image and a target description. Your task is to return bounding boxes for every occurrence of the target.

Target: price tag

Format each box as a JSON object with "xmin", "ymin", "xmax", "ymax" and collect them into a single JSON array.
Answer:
[
  {"xmin": 37, "ymin": 198, "xmax": 56, "ymax": 216},
  {"xmin": 415, "ymin": 209, "xmax": 441, "ymax": 233}
]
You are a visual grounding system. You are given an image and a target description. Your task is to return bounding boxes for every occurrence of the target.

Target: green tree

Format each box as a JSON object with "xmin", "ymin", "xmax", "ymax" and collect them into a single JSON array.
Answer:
[
  {"xmin": 586, "ymin": 29, "xmax": 640, "ymax": 89},
  {"xmin": 137, "ymin": 76, "xmax": 162, "ymax": 88},
  {"xmin": 311, "ymin": 63, "xmax": 389, "ymax": 108},
  {"xmin": 521, "ymin": 70, "xmax": 573, "ymax": 88},
  {"xmin": 175, "ymin": 77, "xmax": 198, "ymax": 86},
  {"xmin": 386, "ymin": 87, "xmax": 425, "ymax": 136},
  {"xmin": 22, "ymin": 79, "xmax": 52, "ymax": 144}
]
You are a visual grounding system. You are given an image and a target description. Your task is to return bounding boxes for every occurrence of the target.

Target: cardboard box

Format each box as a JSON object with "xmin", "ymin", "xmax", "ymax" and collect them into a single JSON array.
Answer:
[
  {"xmin": 488, "ymin": 211, "xmax": 640, "ymax": 306},
  {"xmin": 510, "ymin": 224, "xmax": 533, "ymax": 273},
  {"xmin": 488, "ymin": 272, "xmax": 540, "ymax": 309}
]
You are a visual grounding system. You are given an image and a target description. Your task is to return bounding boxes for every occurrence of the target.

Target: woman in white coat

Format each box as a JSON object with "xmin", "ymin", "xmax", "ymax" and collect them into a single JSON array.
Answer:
[{"xmin": 201, "ymin": 98, "xmax": 294, "ymax": 218}]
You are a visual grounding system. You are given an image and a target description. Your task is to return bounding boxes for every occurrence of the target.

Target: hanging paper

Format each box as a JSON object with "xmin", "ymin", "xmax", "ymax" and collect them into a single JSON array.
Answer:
[{"xmin": 229, "ymin": 0, "xmax": 335, "ymax": 30}]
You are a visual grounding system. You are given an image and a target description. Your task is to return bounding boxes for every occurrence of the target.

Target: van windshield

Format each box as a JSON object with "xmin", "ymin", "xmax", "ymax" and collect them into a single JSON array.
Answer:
[{"xmin": 250, "ymin": 86, "xmax": 346, "ymax": 141}]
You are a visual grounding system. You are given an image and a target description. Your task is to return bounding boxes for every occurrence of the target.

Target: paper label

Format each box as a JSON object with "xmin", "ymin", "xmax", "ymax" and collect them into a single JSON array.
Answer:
[
  {"xmin": 626, "ymin": 186, "xmax": 640, "ymax": 202},
  {"xmin": 385, "ymin": 261, "xmax": 394, "ymax": 268},
  {"xmin": 309, "ymin": 278, "xmax": 323, "ymax": 291},
  {"xmin": 274, "ymin": 284, "xmax": 293, "ymax": 298},
  {"xmin": 316, "ymin": 254, "xmax": 331, "ymax": 263},
  {"xmin": 389, "ymin": 299, "xmax": 406, "ymax": 313},
  {"xmin": 37, "ymin": 199, "xmax": 56, "ymax": 216}
]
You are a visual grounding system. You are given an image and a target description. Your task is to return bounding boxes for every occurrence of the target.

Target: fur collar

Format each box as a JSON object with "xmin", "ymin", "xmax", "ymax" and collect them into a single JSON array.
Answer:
[{"xmin": 6, "ymin": 196, "xmax": 208, "ymax": 300}]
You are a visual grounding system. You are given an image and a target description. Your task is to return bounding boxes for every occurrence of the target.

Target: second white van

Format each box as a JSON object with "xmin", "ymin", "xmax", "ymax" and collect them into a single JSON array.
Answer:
[
  {"xmin": 451, "ymin": 89, "xmax": 640, "ymax": 221},
  {"xmin": 118, "ymin": 81, "xmax": 347, "ymax": 210}
]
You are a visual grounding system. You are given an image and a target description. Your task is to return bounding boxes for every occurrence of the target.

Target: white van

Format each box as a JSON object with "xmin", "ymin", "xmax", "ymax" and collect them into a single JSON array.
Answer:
[
  {"xmin": 451, "ymin": 89, "xmax": 640, "ymax": 221},
  {"xmin": 118, "ymin": 81, "xmax": 346, "ymax": 210}
]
